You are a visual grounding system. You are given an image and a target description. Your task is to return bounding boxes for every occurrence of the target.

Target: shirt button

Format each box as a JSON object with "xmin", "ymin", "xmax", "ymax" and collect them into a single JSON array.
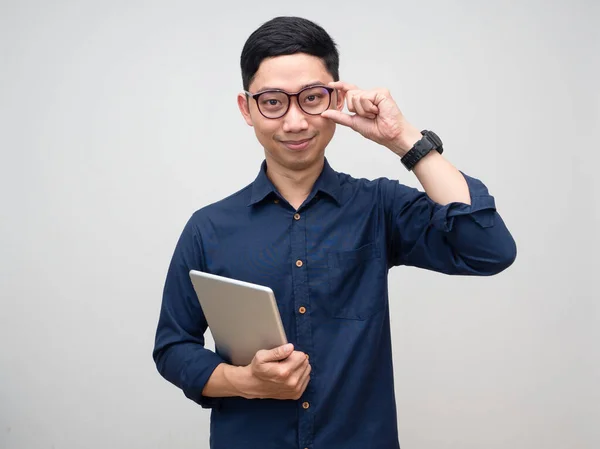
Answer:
[
  {"xmin": 293, "ymin": 213, "xmax": 301, "ymax": 220},
  {"xmin": 302, "ymin": 401, "xmax": 310, "ymax": 409},
  {"xmin": 274, "ymin": 199, "xmax": 279, "ymax": 204},
  {"xmin": 295, "ymin": 260, "xmax": 303, "ymax": 268},
  {"xmin": 298, "ymin": 306, "xmax": 306, "ymax": 314}
]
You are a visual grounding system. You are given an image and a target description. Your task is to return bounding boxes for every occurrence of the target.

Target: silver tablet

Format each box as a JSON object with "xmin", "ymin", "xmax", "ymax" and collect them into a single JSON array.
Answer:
[{"xmin": 189, "ymin": 270, "xmax": 288, "ymax": 366}]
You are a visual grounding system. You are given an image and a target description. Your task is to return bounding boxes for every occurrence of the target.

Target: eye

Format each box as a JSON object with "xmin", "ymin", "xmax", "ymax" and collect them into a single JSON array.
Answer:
[
  {"xmin": 302, "ymin": 89, "xmax": 327, "ymax": 104},
  {"xmin": 260, "ymin": 99, "xmax": 285, "ymax": 112},
  {"xmin": 261, "ymin": 98, "xmax": 280, "ymax": 105}
]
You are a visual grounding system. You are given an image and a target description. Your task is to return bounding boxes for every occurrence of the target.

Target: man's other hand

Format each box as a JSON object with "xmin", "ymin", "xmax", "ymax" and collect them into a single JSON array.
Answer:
[{"xmin": 240, "ymin": 343, "xmax": 311, "ymax": 400}]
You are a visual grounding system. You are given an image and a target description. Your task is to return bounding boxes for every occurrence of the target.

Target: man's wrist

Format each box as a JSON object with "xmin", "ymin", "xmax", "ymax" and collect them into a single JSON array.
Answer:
[
  {"xmin": 388, "ymin": 128, "xmax": 423, "ymax": 157},
  {"xmin": 223, "ymin": 364, "xmax": 257, "ymax": 399}
]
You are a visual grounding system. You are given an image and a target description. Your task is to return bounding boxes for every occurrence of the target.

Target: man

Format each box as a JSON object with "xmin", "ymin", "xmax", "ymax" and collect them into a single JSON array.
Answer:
[{"xmin": 153, "ymin": 16, "xmax": 516, "ymax": 449}]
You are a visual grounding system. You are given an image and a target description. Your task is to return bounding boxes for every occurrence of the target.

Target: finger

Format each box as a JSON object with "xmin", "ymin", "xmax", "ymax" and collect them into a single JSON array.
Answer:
[
  {"xmin": 328, "ymin": 81, "xmax": 358, "ymax": 92},
  {"xmin": 320, "ymin": 110, "xmax": 355, "ymax": 128},
  {"xmin": 289, "ymin": 362, "xmax": 310, "ymax": 392},
  {"xmin": 278, "ymin": 350, "xmax": 307, "ymax": 372},
  {"xmin": 276, "ymin": 352, "xmax": 307, "ymax": 381},
  {"xmin": 287, "ymin": 360, "xmax": 310, "ymax": 388},
  {"xmin": 345, "ymin": 91, "xmax": 356, "ymax": 113},
  {"xmin": 288, "ymin": 351, "xmax": 310, "ymax": 372},
  {"xmin": 352, "ymin": 95, "xmax": 367, "ymax": 117},
  {"xmin": 257, "ymin": 343, "xmax": 294, "ymax": 363},
  {"xmin": 352, "ymin": 95, "xmax": 376, "ymax": 120},
  {"xmin": 353, "ymin": 95, "xmax": 377, "ymax": 120},
  {"xmin": 299, "ymin": 360, "xmax": 311, "ymax": 382},
  {"xmin": 370, "ymin": 90, "xmax": 391, "ymax": 107},
  {"xmin": 360, "ymin": 96, "xmax": 379, "ymax": 116},
  {"xmin": 297, "ymin": 363, "xmax": 312, "ymax": 394}
]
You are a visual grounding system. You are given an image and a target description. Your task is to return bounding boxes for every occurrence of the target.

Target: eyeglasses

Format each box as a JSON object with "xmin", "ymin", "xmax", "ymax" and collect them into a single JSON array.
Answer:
[{"xmin": 244, "ymin": 85, "xmax": 335, "ymax": 119}]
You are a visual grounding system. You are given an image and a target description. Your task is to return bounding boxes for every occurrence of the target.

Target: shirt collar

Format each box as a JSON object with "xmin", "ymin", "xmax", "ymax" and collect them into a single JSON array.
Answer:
[{"xmin": 248, "ymin": 158, "xmax": 342, "ymax": 207}]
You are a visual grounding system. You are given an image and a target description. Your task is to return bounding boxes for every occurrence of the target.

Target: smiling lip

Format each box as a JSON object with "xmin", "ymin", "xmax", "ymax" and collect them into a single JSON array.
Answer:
[{"xmin": 281, "ymin": 137, "xmax": 314, "ymax": 151}]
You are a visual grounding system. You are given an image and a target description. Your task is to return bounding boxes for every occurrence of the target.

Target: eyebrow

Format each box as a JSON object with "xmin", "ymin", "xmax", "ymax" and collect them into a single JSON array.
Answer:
[{"xmin": 253, "ymin": 81, "xmax": 328, "ymax": 93}]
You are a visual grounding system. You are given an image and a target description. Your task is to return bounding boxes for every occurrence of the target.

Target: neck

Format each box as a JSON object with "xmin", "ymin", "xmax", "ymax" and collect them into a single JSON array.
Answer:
[{"xmin": 266, "ymin": 158, "xmax": 324, "ymax": 210}]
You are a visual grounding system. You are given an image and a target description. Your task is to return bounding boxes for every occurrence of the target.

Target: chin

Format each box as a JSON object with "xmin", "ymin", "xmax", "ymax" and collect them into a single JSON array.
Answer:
[
  {"xmin": 271, "ymin": 146, "xmax": 324, "ymax": 172},
  {"xmin": 286, "ymin": 158, "xmax": 318, "ymax": 171}
]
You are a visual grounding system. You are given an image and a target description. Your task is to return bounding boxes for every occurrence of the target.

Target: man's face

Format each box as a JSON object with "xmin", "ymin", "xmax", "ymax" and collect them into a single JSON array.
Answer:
[{"xmin": 238, "ymin": 53, "xmax": 344, "ymax": 173}]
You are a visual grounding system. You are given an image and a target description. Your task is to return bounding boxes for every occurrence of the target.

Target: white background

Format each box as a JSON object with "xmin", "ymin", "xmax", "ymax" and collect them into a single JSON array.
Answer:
[{"xmin": 1, "ymin": 1, "xmax": 598, "ymax": 448}]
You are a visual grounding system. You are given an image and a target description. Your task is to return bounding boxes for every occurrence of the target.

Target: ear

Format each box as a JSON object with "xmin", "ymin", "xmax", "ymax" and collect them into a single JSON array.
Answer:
[{"xmin": 237, "ymin": 93, "xmax": 254, "ymax": 127}]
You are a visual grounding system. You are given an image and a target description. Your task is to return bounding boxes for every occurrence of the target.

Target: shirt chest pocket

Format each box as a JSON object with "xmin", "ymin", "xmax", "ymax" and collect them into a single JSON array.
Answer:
[{"xmin": 326, "ymin": 242, "xmax": 386, "ymax": 320}]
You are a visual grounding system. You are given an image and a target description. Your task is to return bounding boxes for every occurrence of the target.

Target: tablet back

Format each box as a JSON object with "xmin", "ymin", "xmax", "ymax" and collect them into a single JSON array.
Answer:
[{"xmin": 189, "ymin": 270, "xmax": 288, "ymax": 366}]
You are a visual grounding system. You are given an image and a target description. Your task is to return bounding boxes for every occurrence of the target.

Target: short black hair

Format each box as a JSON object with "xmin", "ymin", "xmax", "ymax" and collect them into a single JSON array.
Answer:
[{"xmin": 240, "ymin": 16, "xmax": 339, "ymax": 91}]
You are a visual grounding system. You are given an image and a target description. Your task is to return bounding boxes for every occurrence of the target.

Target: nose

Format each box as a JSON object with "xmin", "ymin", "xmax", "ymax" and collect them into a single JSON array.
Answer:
[{"xmin": 282, "ymin": 99, "xmax": 309, "ymax": 133}]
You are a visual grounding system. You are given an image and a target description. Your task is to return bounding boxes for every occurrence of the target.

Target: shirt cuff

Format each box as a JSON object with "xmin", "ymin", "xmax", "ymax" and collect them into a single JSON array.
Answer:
[
  {"xmin": 182, "ymin": 350, "xmax": 227, "ymax": 409},
  {"xmin": 431, "ymin": 172, "xmax": 496, "ymax": 232}
]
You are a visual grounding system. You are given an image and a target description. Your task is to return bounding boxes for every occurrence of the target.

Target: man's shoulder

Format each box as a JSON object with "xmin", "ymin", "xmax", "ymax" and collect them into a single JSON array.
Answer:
[
  {"xmin": 334, "ymin": 167, "xmax": 406, "ymax": 197},
  {"xmin": 188, "ymin": 182, "xmax": 253, "ymax": 224},
  {"xmin": 329, "ymin": 165, "xmax": 426, "ymax": 213}
]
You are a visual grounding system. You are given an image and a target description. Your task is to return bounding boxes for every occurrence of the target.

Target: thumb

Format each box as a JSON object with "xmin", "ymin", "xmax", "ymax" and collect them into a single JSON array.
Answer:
[
  {"xmin": 261, "ymin": 343, "xmax": 294, "ymax": 363},
  {"xmin": 321, "ymin": 110, "xmax": 354, "ymax": 128}
]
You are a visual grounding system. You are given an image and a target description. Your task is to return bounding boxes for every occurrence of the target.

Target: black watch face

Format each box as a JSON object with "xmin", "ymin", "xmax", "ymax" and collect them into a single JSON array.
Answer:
[
  {"xmin": 426, "ymin": 131, "xmax": 442, "ymax": 147},
  {"xmin": 421, "ymin": 136, "xmax": 435, "ymax": 152}
]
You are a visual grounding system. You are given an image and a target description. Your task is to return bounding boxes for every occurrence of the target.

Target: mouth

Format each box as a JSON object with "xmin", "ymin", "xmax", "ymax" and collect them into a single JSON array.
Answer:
[{"xmin": 280, "ymin": 136, "xmax": 314, "ymax": 151}]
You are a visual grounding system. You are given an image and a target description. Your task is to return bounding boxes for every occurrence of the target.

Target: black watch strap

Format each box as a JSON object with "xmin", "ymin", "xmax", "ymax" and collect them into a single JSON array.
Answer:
[{"xmin": 401, "ymin": 130, "xmax": 444, "ymax": 171}]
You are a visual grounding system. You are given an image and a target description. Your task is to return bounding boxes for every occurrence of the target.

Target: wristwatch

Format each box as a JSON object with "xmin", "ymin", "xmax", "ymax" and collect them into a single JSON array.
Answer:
[{"xmin": 400, "ymin": 130, "xmax": 444, "ymax": 171}]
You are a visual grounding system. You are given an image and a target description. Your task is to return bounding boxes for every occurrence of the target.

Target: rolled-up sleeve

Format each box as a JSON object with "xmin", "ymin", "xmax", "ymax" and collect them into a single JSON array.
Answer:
[
  {"xmin": 384, "ymin": 172, "xmax": 517, "ymax": 275},
  {"xmin": 152, "ymin": 214, "xmax": 225, "ymax": 408}
]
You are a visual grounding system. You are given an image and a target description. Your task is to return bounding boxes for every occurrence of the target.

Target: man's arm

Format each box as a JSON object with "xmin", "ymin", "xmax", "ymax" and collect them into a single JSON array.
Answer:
[
  {"xmin": 153, "ymin": 214, "xmax": 312, "ymax": 404},
  {"xmin": 322, "ymin": 81, "xmax": 472, "ymax": 207},
  {"xmin": 321, "ymin": 81, "xmax": 516, "ymax": 275},
  {"xmin": 200, "ymin": 363, "xmax": 245, "ymax": 398},
  {"xmin": 152, "ymin": 214, "xmax": 226, "ymax": 408},
  {"xmin": 382, "ymin": 172, "xmax": 516, "ymax": 275},
  {"xmin": 382, "ymin": 120, "xmax": 515, "ymax": 275},
  {"xmin": 388, "ymin": 127, "xmax": 472, "ymax": 206},
  {"xmin": 202, "ymin": 344, "xmax": 311, "ymax": 400}
]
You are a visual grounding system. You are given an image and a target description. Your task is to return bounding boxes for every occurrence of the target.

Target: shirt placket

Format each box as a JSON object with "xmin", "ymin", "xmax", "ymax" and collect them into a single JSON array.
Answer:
[{"xmin": 290, "ymin": 208, "xmax": 315, "ymax": 449}]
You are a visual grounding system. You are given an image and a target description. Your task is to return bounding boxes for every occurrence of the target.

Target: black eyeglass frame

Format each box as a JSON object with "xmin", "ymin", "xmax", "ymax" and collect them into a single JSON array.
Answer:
[{"xmin": 244, "ymin": 85, "xmax": 336, "ymax": 119}]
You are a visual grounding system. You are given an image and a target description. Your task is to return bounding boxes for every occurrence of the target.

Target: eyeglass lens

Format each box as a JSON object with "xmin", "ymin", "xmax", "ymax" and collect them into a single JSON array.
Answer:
[{"xmin": 257, "ymin": 86, "xmax": 331, "ymax": 118}]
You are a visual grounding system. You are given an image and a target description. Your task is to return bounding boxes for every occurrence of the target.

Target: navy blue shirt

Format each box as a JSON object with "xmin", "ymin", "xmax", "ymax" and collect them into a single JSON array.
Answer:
[{"xmin": 153, "ymin": 158, "xmax": 516, "ymax": 449}]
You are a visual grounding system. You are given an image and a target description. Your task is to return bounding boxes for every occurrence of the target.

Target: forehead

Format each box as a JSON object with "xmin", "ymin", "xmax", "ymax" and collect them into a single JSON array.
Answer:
[{"xmin": 250, "ymin": 53, "xmax": 333, "ymax": 92}]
